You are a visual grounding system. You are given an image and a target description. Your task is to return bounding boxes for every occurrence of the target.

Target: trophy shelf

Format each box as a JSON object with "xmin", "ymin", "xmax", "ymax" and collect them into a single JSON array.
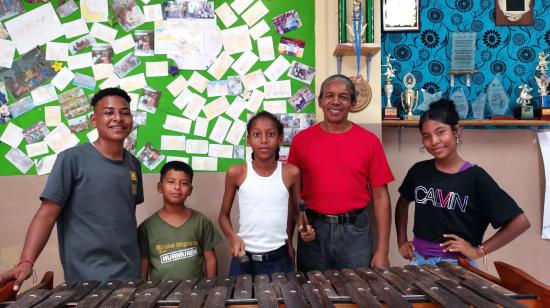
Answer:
[
  {"xmin": 382, "ymin": 119, "xmax": 550, "ymax": 127},
  {"xmin": 333, "ymin": 43, "xmax": 381, "ymax": 57}
]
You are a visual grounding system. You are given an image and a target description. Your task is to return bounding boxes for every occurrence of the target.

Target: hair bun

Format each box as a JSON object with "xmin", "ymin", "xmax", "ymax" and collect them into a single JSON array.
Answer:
[
  {"xmin": 419, "ymin": 98, "xmax": 459, "ymax": 129},
  {"xmin": 429, "ymin": 98, "xmax": 456, "ymax": 112}
]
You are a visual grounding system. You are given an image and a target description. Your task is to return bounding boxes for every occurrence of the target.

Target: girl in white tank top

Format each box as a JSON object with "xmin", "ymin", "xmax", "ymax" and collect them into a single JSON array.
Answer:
[{"xmin": 218, "ymin": 111, "xmax": 301, "ymax": 277}]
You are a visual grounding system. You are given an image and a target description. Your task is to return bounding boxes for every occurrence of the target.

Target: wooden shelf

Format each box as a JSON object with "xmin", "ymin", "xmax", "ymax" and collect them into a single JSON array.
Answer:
[
  {"xmin": 382, "ymin": 119, "xmax": 550, "ymax": 127},
  {"xmin": 333, "ymin": 43, "xmax": 380, "ymax": 57}
]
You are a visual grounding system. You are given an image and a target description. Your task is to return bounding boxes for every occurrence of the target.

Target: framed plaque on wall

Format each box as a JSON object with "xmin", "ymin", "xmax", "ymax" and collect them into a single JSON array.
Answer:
[
  {"xmin": 495, "ymin": 0, "xmax": 533, "ymax": 26},
  {"xmin": 382, "ymin": 0, "xmax": 420, "ymax": 32}
]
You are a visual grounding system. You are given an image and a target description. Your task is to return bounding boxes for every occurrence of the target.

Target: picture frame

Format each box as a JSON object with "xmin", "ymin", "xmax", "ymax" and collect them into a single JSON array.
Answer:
[
  {"xmin": 382, "ymin": 0, "xmax": 420, "ymax": 32},
  {"xmin": 495, "ymin": 0, "xmax": 533, "ymax": 26}
]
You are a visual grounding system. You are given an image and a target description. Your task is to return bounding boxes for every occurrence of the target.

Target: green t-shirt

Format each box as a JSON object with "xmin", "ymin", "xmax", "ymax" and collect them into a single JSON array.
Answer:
[{"xmin": 138, "ymin": 209, "xmax": 222, "ymax": 280}]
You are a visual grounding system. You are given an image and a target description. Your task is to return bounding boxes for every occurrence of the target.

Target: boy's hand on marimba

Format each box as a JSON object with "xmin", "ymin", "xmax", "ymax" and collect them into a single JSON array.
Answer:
[
  {"xmin": 230, "ymin": 236, "xmax": 246, "ymax": 258},
  {"xmin": 398, "ymin": 241, "xmax": 415, "ymax": 260},
  {"xmin": 299, "ymin": 224, "xmax": 315, "ymax": 242},
  {"xmin": 441, "ymin": 234, "xmax": 479, "ymax": 259},
  {"xmin": 371, "ymin": 251, "xmax": 390, "ymax": 268},
  {"xmin": 0, "ymin": 262, "xmax": 32, "ymax": 291}
]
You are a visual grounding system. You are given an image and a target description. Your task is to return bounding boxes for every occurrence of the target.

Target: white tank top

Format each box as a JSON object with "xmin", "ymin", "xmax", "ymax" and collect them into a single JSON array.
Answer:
[{"xmin": 237, "ymin": 161, "xmax": 289, "ymax": 253}]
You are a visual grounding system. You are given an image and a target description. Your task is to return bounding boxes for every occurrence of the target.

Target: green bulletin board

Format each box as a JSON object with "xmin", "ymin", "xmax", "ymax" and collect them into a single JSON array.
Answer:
[{"xmin": 0, "ymin": 0, "xmax": 315, "ymax": 176}]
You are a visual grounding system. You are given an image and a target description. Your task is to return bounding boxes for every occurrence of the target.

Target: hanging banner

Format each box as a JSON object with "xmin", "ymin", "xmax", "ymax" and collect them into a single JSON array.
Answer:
[{"xmin": 537, "ymin": 130, "xmax": 550, "ymax": 239}]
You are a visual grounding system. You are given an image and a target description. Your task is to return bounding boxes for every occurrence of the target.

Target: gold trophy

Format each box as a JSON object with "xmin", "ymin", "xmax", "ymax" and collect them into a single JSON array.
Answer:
[
  {"xmin": 401, "ymin": 72, "xmax": 419, "ymax": 120},
  {"xmin": 382, "ymin": 55, "xmax": 398, "ymax": 119}
]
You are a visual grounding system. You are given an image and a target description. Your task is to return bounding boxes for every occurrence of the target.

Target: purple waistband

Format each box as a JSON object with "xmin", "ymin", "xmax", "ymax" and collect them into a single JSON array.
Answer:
[{"xmin": 413, "ymin": 236, "xmax": 464, "ymax": 259}]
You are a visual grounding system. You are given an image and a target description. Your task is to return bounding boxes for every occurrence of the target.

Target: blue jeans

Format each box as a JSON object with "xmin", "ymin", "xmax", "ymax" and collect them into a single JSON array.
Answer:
[
  {"xmin": 297, "ymin": 209, "xmax": 373, "ymax": 272},
  {"xmin": 229, "ymin": 251, "xmax": 293, "ymax": 278},
  {"xmin": 412, "ymin": 251, "xmax": 477, "ymax": 266}
]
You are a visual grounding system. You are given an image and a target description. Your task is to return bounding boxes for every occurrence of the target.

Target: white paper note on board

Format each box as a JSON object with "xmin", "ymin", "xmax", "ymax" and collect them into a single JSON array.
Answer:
[{"xmin": 5, "ymin": 3, "xmax": 64, "ymax": 54}]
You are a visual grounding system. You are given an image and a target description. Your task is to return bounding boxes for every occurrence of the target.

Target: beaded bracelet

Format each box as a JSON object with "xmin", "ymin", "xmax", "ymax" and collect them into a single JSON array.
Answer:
[{"xmin": 478, "ymin": 245, "xmax": 488, "ymax": 270}]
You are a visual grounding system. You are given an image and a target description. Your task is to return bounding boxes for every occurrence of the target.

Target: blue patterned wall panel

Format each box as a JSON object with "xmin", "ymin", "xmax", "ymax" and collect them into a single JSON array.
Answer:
[{"xmin": 381, "ymin": 0, "xmax": 550, "ymax": 118}]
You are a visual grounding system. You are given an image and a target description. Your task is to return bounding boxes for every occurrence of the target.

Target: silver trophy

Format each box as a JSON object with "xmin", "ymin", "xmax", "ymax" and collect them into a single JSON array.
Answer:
[
  {"xmin": 382, "ymin": 56, "xmax": 398, "ymax": 119},
  {"xmin": 384, "ymin": 79, "xmax": 394, "ymax": 107},
  {"xmin": 517, "ymin": 84, "xmax": 534, "ymax": 119},
  {"xmin": 383, "ymin": 55, "xmax": 395, "ymax": 107},
  {"xmin": 401, "ymin": 72, "xmax": 419, "ymax": 120}
]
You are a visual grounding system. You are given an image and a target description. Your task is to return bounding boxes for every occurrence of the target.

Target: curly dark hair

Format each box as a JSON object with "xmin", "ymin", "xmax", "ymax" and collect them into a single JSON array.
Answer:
[{"xmin": 91, "ymin": 87, "xmax": 131, "ymax": 108}]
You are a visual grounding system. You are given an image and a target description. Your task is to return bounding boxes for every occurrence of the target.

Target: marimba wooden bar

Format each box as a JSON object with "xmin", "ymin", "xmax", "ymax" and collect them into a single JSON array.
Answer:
[{"xmin": 1, "ymin": 261, "xmax": 548, "ymax": 307}]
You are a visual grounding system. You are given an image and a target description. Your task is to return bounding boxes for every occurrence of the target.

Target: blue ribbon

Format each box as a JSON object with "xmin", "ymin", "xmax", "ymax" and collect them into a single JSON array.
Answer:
[{"xmin": 353, "ymin": 3, "xmax": 362, "ymax": 75}]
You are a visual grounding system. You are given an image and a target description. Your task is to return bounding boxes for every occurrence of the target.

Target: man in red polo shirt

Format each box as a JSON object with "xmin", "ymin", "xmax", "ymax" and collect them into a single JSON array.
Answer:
[{"xmin": 288, "ymin": 74, "xmax": 394, "ymax": 271}]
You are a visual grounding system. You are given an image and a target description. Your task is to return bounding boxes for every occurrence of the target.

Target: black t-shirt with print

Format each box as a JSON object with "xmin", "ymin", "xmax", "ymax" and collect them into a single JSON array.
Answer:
[{"xmin": 398, "ymin": 159, "xmax": 523, "ymax": 246}]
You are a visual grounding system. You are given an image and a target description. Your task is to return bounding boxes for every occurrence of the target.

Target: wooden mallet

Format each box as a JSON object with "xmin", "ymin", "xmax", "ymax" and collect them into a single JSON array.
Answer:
[{"xmin": 299, "ymin": 200, "xmax": 309, "ymax": 232}]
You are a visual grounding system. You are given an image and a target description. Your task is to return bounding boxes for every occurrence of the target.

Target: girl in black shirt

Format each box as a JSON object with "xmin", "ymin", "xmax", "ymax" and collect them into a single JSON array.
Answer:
[{"xmin": 395, "ymin": 99, "xmax": 530, "ymax": 265}]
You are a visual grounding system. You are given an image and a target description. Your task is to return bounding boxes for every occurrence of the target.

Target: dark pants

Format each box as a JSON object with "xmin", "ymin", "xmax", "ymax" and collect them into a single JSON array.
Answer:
[
  {"xmin": 297, "ymin": 209, "xmax": 373, "ymax": 272},
  {"xmin": 229, "ymin": 249, "xmax": 293, "ymax": 277}
]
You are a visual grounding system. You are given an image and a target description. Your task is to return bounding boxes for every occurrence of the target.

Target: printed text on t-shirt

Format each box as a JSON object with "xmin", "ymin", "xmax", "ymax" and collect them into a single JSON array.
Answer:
[
  {"xmin": 156, "ymin": 240, "xmax": 198, "ymax": 254},
  {"xmin": 160, "ymin": 247, "xmax": 198, "ymax": 263},
  {"xmin": 415, "ymin": 186, "xmax": 469, "ymax": 212}
]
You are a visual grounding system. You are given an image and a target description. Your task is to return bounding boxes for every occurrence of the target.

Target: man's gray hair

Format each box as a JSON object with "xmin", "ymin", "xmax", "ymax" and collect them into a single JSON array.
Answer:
[{"xmin": 318, "ymin": 74, "xmax": 357, "ymax": 104}]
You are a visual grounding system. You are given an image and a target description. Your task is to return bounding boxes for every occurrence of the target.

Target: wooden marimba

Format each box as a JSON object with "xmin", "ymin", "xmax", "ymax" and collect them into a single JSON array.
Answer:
[{"xmin": 1, "ymin": 261, "xmax": 548, "ymax": 307}]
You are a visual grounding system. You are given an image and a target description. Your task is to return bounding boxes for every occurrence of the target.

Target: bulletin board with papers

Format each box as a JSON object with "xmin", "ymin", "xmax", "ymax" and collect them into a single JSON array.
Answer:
[{"xmin": 0, "ymin": 0, "xmax": 316, "ymax": 175}]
